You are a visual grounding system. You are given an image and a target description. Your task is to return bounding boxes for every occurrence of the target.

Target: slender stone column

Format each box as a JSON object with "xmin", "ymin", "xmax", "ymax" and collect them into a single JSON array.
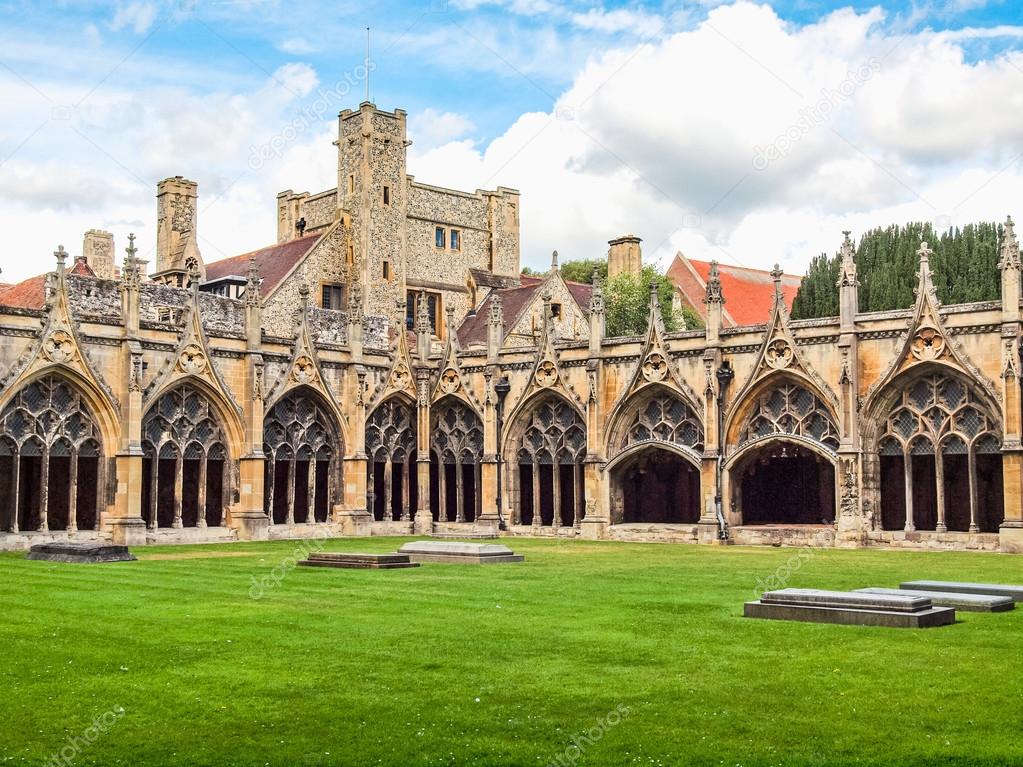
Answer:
[
  {"xmin": 10, "ymin": 453, "xmax": 20, "ymax": 533},
  {"xmin": 574, "ymin": 462, "xmax": 584, "ymax": 528},
  {"xmin": 172, "ymin": 452, "xmax": 184, "ymax": 529},
  {"xmin": 531, "ymin": 459, "xmax": 541, "ymax": 528},
  {"xmin": 367, "ymin": 461, "xmax": 376, "ymax": 520},
  {"xmin": 148, "ymin": 457, "xmax": 158, "ymax": 529},
  {"xmin": 934, "ymin": 453, "xmax": 946, "ymax": 532},
  {"xmin": 903, "ymin": 453, "xmax": 915, "ymax": 532},
  {"xmin": 68, "ymin": 451, "xmax": 79, "ymax": 533},
  {"xmin": 400, "ymin": 459, "xmax": 410, "ymax": 522},
  {"xmin": 552, "ymin": 460, "xmax": 561, "ymax": 530},
  {"xmin": 437, "ymin": 461, "xmax": 447, "ymax": 523},
  {"xmin": 475, "ymin": 463, "xmax": 482, "ymax": 523},
  {"xmin": 383, "ymin": 457, "xmax": 393, "ymax": 522},
  {"xmin": 197, "ymin": 455, "xmax": 208, "ymax": 528},
  {"xmin": 39, "ymin": 446, "xmax": 50, "ymax": 532},
  {"xmin": 968, "ymin": 450, "xmax": 979, "ymax": 533},
  {"xmin": 266, "ymin": 457, "xmax": 275, "ymax": 525},
  {"xmin": 455, "ymin": 457, "xmax": 464, "ymax": 523},
  {"xmin": 286, "ymin": 456, "xmax": 296, "ymax": 525},
  {"xmin": 307, "ymin": 458, "xmax": 317, "ymax": 523}
]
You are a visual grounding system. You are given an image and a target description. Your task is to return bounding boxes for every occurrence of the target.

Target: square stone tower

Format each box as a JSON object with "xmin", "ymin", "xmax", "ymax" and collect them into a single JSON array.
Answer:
[
  {"xmin": 337, "ymin": 103, "xmax": 409, "ymax": 318},
  {"xmin": 153, "ymin": 176, "xmax": 204, "ymax": 286},
  {"xmin": 82, "ymin": 229, "xmax": 116, "ymax": 280}
]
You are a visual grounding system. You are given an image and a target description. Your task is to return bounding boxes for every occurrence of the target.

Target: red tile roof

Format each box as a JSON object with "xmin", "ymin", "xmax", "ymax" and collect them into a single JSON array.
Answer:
[
  {"xmin": 667, "ymin": 253, "xmax": 801, "ymax": 327},
  {"xmin": 204, "ymin": 232, "xmax": 322, "ymax": 297},
  {"xmin": 0, "ymin": 258, "xmax": 97, "ymax": 310}
]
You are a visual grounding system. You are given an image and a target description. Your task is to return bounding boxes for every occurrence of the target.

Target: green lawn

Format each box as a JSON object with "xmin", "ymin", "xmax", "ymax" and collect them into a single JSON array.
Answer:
[{"xmin": 1, "ymin": 538, "xmax": 1021, "ymax": 767}]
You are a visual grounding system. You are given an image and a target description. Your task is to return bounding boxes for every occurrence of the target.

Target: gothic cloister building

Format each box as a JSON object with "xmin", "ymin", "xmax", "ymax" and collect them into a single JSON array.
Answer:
[{"xmin": 0, "ymin": 101, "xmax": 1021, "ymax": 553}]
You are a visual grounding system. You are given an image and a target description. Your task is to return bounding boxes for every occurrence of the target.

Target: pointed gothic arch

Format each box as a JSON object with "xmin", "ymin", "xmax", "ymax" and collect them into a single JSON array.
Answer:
[
  {"xmin": 0, "ymin": 374, "xmax": 107, "ymax": 532},
  {"xmin": 430, "ymin": 396, "xmax": 484, "ymax": 524},
  {"xmin": 365, "ymin": 395, "xmax": 417, "ymax": 522},
  {"xmin": 865, "ymin": 366, "xmax": 1003, "ymax": 533},
  {"xmin": 263, "ymin": 386, "xmax": 343, "ymax": 526},
  {"xmin": 141, "ymin": 382, "xmax": 233, "ymax": 529},
  {"xmin": 503, "ymin": 392, "xmax": 587, "ymax": 528}
]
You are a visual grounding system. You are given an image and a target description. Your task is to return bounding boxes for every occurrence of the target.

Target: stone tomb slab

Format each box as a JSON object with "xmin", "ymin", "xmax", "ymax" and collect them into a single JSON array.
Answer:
[
  {"xmin": 26, "ymin": 542, "xmax": 137, "ymax": 564},
  {"xmin": 397, "ymin": 541, "xmax": 524, "ymax": 564},
  {"xmin": 858, "ymin": 587, "xmax": 1013, "ymax": 612},
  {"xmin": 744, "ymin": 588, "xmax": 955, "ymax": 628},
  {"xmin": 900, "ymin": 580, "xmax": 1023, "ymax": 603},
  {"xmin": 298, "ymin": 552, "xmax": 419, "ymax": 570}
]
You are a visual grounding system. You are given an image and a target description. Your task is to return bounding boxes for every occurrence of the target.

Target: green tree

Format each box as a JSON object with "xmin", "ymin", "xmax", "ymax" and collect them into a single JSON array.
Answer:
[
  {"xmin": 559, "ymin": 259, "xmax": 608, "ymax": 284},
  {"xmin": 604, "ymin": 265, "xmax": 701, "ymax": 336}
]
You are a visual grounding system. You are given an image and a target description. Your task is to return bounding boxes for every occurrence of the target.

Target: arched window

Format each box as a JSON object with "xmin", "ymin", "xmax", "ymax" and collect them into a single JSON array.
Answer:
[
  {"xmin": 515, "ymin": 398, "xmax": 586, "ymax": 528},
  {"xmin": 877, "ymin": 374, "xmax": 1002, "ymax": 532},
  {"xmin": 622, "ymin": 394, "xmax": 703, "ymax": 453},
  {"xmin": 0, "ymin": 375, "xmax": 104, "ymax": 532},
  {"xmin": 739, "ymin": 382, "xmax": 838, "ymax": 450},
  {"xmin": 431, "ymin": 400, "xmax": 483, "ymax": 523},
  {"xmin": 365, "ymin": 399, "xmax": 417, "ymax": 521},
  {"xmin": 263, "ymin": 391, "xmax": 340, "ymax": 525},
  {"xmin": 142, "ymin": 384, "xmax": 229, "ymax": 529}
]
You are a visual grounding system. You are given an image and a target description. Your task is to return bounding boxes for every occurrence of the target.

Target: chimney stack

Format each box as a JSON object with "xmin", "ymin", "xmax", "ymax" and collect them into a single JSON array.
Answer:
[
  {"xmin": 82, "ymin": 229, "xmax": 115, "ymax": 280},
  {"xmin": 607, "ymin": 235, "xmax": 642, "ymax": 280},
  {"xmin": 155, "ymin": 176, "xmax": 204, "ymax": 284}
]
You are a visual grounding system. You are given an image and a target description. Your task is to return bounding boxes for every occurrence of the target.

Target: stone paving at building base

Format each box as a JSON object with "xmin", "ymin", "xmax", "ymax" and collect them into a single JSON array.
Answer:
[
  {"xmin": 858, "ymin": 586, "xmax": 1013, "ymax": 612},
  {"xmin": 900, "ymin": 580, "xmax": 1023, "ymax": 602},
  {"xmin": 297, "ymin": 552, "xmax": 420, "ymax": 569},
  {"xmin": 744, "ymin": 587, "xmax": 956, "ymax": 628},
  {"xmin": 26, "ymin": 542, "xmax": 137, "ymax": 564}
]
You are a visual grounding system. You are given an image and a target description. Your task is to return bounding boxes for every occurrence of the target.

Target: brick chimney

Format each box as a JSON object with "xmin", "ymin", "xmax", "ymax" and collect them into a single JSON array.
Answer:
[{"xmin": 607, "ymin": 235, "xmax": 642, "ymax": 280}]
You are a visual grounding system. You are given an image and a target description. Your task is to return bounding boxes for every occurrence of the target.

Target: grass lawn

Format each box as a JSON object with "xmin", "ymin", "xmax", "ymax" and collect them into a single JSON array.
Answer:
[{"xmin": 1, "ymin": 537, "xmax": 1021, "ymax": 767}]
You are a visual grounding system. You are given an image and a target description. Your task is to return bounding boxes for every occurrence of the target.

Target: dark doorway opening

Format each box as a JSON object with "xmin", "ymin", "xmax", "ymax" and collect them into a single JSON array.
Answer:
[{"xmin": 738, "ymin": 445, "xmax": 835, "ymax": 525}]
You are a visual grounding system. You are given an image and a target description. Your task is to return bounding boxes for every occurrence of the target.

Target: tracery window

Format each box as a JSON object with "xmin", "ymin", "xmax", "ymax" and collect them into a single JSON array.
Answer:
[
  {"xmin": 515, "ymin": 398, "xmax": 586, "ymax": 528},
  {"xmin": 623, "ymin": 395, "xmax": 703, "ymax": 453},
  {"xmin": 739, "ymin": 383, "xmax": 839, "ymax": 450},
  {"xmin": 263, "ymin": 391, "xmax": 338, "ymax": 525},
  {"xmin": 142, "ymin": 384, "xmax": 229, "ymax": 529},
  {"xmin": 878, "ymin": 374, "xmax": 1002, "ymax": 533},
  {"xmin": 366, "ymin": 399, "xmax": 416, "ymax": 522},
  {"xmin": 0, "ymin": 375, "xmax": 103, "ymax": 532},
  {"xmin": 432, "ymin": 400, "xmax": 483, "ymax": 523}
]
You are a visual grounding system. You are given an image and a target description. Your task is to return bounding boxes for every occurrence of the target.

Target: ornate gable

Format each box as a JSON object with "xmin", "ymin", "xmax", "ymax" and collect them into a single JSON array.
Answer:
[
  {"xmin": 367, "ymin": 299, "xmax": 419, "ymax": 411},
  {"xmin": 730, "ymin": 263, "xmax": 840, "ymax": 415},
  {"xmin": 143, "ymin": 265, "xmax": 240, "ymax": 419},
  {"xmin": 864, "ymin": 241, "xmax": 998, "ymax": 408},
  {"xmin": 0, "ymin": 246, "xmax": 119, "ymax": 415},
  {"xmin": 515, "ymin": 289, "xmax": 586, "ymax": 413},
  {"xmin": 431, "ymin": 306, "xmax": 484, "ymax": 413}
]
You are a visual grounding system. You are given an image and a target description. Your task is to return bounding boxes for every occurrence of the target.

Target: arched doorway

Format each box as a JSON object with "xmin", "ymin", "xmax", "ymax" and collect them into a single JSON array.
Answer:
[
  {"xmin": 731, "ymin": 382, "xmax": 839, "ymax": 525},
  {"xmin": 606, "ymin": 392, "xmax": 703, "ymax": 524},
  {"xmin": 510, "ymin": 396, "xmax": 586, "ymax": 528},
  {"xmin": 263, "ymin": 389, "xmax": 340, "ymax": 525},
  {"xmin": 0, "ymin": 375, "xmax": 104, "ymax": 532},
  {"xmin": 431, "ymin": 399, "xmax": 483, "ymax": 523},
  {"xmin": 142, "ymin": 384, "xmax": 230, "ymax": 529},
  {"xmin": 876, "ymin": 374, "xmax": 1003, "ymax": 533},
  {"xmin": 365, "ymin": 398, "xmax": 417, "ymax": 521}
]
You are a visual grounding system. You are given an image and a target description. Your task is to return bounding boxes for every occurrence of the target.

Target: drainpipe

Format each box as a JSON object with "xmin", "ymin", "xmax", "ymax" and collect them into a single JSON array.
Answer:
[{"xmin": 714, "ymin": 361, "xmax": 734, "ymax": 540}]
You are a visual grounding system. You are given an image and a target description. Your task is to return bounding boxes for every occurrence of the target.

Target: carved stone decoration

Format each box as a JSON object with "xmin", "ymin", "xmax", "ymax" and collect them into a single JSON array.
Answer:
[
  {"xmin": 439, "ymin": 367, "xmax": 460, "ymax": 394},
  {"xmin": 641, "ymin": 352, "xmax": 668, "ymax": 382},
  {"xmin": 535, "ymin": 359, "xmax": 558, "ymax": 388},
  {"xmin": 292, "ymin": 355, "xmax": 316, "ymax": 385},
  {"xmin": 910, "ymin": 325, "xmax": 945, "ymax": 361},
  {"xmin": 42, "ymin": 330, "xmax": 75, "ymax": 364},
  {"xmin": 391, "ymin": 362, "xmax": 411, "ymax": 392},
  {"xmin": 839, "ymin": 460, "xmax": 859, "ymax": 518},
  {"xmin": 129, "ymin": 353, "xmax": 144, "ymax": 393},
  {"xmin": 177, "ymin": 343, "xmax": 207, "ymax": 375},
  {"xmin": 764, "ymin": 338, "xmax": 793, "ymax": 369}
]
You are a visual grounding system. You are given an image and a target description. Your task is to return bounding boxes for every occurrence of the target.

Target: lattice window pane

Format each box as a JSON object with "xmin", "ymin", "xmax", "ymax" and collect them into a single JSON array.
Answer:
[
  {"xmin": 909, "ymin": 437, "xmax": 934, "ymax": 455},
  {"xmin": 941, "ymin": 435, "xmax": 967, "ymax": 455}
]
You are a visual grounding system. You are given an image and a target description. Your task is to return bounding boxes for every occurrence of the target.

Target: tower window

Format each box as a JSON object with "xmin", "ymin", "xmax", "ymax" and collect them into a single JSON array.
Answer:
[
  {"xmin": 383, "ymin": 261, "xmax": 391, "ymax": 280},
  {"xmin": 406, "ymin": 290, "xmax": 441, "ymax": 335},
  {"xmin": 382, "ymin": 186, "xmax": 390, "ymax": 206},
  {"xmin": 435, "ymin": 227, "xmax": 446, "ymax": 249},
  {"xmin": 450, "ymin": 229, "xmax": 461, "ymax": 251},
  {"xmin": 348, "ymin": 174, "xmax": 355, "ymax": 194},
  {"xmin": 551, "ymin": 302, "xmax": 562, "ymax": 319},
  {"xmin": 346, "ymin": 244, "xmax": 354, "ymax": 268},
  {"xmin": 321, "ymin": 283, "xmax": 345, "ymax": 310}
]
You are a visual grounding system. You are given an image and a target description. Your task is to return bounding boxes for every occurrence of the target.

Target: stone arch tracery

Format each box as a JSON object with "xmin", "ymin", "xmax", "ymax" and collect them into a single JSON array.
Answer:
[
  {"xmin": 431, "ymin": 398, "xmax": 483, "ymax": 523},
  {"xmin": 0, "ymin": 374, "xmax": 105, "ymax": 532},
  {"xmin": 142, "ymin": 383, "xmax": 231, "ymax": 529},
  {"xmin": 365, "ymin": 397, "xmax": 417, "ymax": 521},
  {"xmin": 874, "ymin": 371, "xmax": 1003, "ymax": 533},
  {"xmin": 736, "ymin": 380, "xmax": 840, "ymax": 451},
  {"xmin": 263, "ymin": 388, "xmax": 341, "ymax": 525}
]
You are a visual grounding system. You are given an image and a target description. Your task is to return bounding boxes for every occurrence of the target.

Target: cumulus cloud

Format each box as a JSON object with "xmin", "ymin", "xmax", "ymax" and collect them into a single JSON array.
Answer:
[
  {"xmin": 109, "ymin": 2, "xmax": 158, "ymax": 35},
  {"xmin": 409, "ymin": 109, "xmax": 476, "ymax": 152}
]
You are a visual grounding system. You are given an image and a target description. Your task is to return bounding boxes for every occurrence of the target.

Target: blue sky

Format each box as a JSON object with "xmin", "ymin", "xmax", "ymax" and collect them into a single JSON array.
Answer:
[{"xmin": 0, "ymin": 0, "xmax": 1021, "ymax": 280}]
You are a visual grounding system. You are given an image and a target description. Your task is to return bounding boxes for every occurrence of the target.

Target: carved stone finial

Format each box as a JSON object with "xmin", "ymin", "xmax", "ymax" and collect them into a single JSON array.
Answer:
[
  {"xmin": 999, "ymin": 215, "xmax": 1020, "ymax": 271},
  {"xmin": 298, "ymin": 282, "xmax": 310, "ymax": 304},
  {"xmin": 125, "ymin": 233, "xmax": 137, "ymax": 261},
  {"xmin": 551, "ymin": 250, "xmax": 559, "ymax": 271},
  {"xmin": 917, "ymin": 239, "xmax": 933, "ymax": 263},
  {"xmin": 838, "ymin": 230, "xmax": 858, "ymax": 288},
  {"xmin": 245, "ymin": 257, "xmax": 262, "ymax": 307},
  {"xmin": 54, "ymin": 245, "xmax": 67, "ymax": 268},
  {"xmin": 415, "ymin": 288, "xmax": 431, "ymax": 334},
  {"xmin": 704, "ymin": 260, "xmax": 723, "ymax": 304},
  {"xmin": 589, "ymin": 270, "xmax": 605, "ymax": 314},
  {"xmin": 771, "ymin": 263, "xmax": 784, "ymax": 305},
  {"xmin": 487, "ymin": 292, "xmax": 504, "ymax": 327}
]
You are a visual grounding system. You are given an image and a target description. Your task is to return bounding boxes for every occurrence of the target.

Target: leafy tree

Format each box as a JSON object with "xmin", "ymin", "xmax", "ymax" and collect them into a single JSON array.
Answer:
[
  {"xmin": 604, "ymin": 265, "xmax": 702, "ymax": 336},
  {"xmin": 559, "ymin": 259, "xmax": 608, "ymax": 284},
  {"xmin": 790, "ymin": 220, "xmax": 1004, "ymax": 319}
]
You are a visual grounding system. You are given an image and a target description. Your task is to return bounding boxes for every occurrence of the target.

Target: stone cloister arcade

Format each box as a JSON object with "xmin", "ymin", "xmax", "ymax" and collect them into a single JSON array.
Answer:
[{"xmin": 1, "ymin": 230, "xmax": 1022, "ymax": 553}]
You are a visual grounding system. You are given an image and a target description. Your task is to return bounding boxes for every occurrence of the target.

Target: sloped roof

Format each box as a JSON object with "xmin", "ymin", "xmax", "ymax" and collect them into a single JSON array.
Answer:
[
  {"xmin": 204, "ymin": 231, "xmax": 322, "ymax": 297},
  {"xmin": 0, "ymin": 259, "xmax": 97, "ymax": 310},
  {"xmin": 667, "ymin": 253, "xmax": 801, "ymax": 327},
  {"xmin": 458, "ymin": 273, "xmax": 592, "ymax": 347}
]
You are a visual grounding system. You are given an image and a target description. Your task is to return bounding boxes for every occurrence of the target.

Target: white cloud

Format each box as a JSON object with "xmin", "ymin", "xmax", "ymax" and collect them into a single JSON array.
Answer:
[
  {"xmin": 109, "ymin": 2, "xmax": 158, "ymax": 35},
  {"xmin": 409, "ymin": 109, "xmax": 476, "ymax": 152},
  {"xmin": 278, "ymin": 37, "xmax": 318, "ymax": 55},
  {"xmin": 571, "ymin": 8, "xmax": 665, "ymax": 37}
]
